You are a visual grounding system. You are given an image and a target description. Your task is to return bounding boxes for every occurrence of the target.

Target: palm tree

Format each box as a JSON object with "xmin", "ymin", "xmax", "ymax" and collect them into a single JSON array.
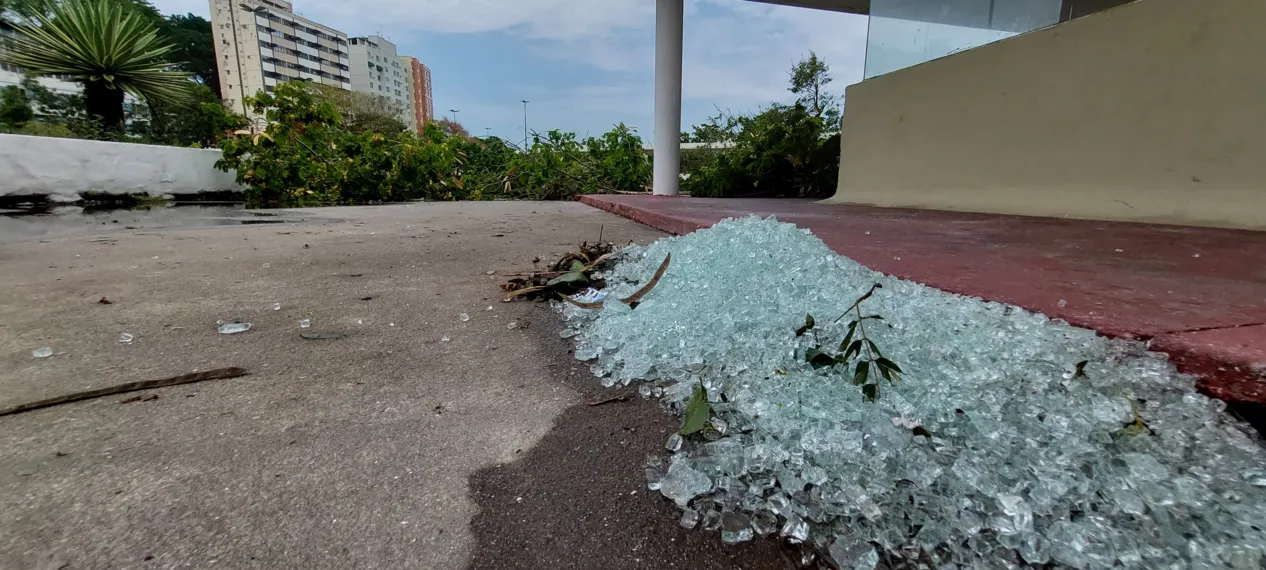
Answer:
[{"xmin": 0, "ymin": 0, "xmax": 191, "ymax": 131}]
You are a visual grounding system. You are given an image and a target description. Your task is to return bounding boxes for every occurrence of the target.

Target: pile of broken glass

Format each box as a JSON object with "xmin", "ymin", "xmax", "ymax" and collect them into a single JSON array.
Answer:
[{"xmin": 560, "ymin": 217, "xmax": 1266, "ymax": 570}]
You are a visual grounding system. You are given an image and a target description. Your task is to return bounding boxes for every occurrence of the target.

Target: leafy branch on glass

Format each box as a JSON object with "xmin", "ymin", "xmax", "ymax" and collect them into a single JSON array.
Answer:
[{"xmin": 795, "ymin": 284, "xmax": 903, "ymax": 402}]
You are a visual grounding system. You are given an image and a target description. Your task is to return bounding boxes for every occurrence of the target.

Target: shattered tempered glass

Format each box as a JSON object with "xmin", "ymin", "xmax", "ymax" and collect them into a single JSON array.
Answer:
[{"xmin": 560, "ymin": 217, "xmax": 1266, "ymax": 569}]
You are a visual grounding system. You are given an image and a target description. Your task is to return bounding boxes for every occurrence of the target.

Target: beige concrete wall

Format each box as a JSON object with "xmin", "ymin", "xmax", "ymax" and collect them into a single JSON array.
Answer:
[{"xmin": 828, "ymin": 0, "xmax": 1266, "ymax": 230}]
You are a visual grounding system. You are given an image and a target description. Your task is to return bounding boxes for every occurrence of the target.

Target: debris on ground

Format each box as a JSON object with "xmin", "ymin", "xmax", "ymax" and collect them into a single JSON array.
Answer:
[
  {"xmin": 501, "ymin": 240, "xmax": 618, "ymax": 301},
  {"xmin": 300, "ymin": 332, "xmax": 346, "ymax": 340},
  {"xmin": 564, "ymin": 254, "xmax": 671, "ymax": 310},
  {"xmin": 0, "ymin": 367, "xmax": 250, "ymax": 417},
  {"xmin": 31, "ymin": 347, "xmax": 53, "ymax": 359},
  {"xmin": 560, "ymin": 217, "xmax": 1266, "ymax": 570},
  {"xmin": 587, "ymin": 393, "xmax": 632, "ymax": 407},
  {"xmin": 97, "ymin": 297, "xmax": 112, "ymax": 305},
  {"xmin": 118, "ymin": 333, "xmax": 134, "ymax": 344}
]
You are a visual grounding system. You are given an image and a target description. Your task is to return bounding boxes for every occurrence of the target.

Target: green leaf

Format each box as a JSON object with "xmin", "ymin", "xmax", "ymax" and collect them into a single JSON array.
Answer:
[
  {"xmin": 866, "ymin": 339, "xmax": 883, "ymax": 358},
  {"xmin": 839, "ymin": 321, "xmax": 857, "ymax": 352},
  {"xmin": 852, "ymin": 361, "xmax": 870, "ymax": 385},
  {"xmin": 844, "ymin": 339, "xmax": 863, "ymax": 362},
  {"xmin": 570, "ymin": 260, "xmax": 586, "ymax": 272},
  {"xmin": 877, "ymin": 365, "xmax": 892, "ymax": 382},
  {"xmin": 546, "ymin": 271, "xmax": 588, "ymax": 286},
  {"xmin": 874, "ymin": 357, "xmax": 903, "ymax": 374},
  {"xmin": 862, "ymin": 383, "xmax": 879, "ymax": 402},
  {"xmin": 680, "ymin": 383, "xmax": 711, "ymax": 435},
  {"xmin": 805, "ymin": 346, "xmax": 837, "ymax": 369},
  {"xmin": 795, "ymin": 313, "xmax": 815, "ymax": 337},
  {"xmin": 863, "ymin": 315, "xmax": 884, "ymax": 321}
]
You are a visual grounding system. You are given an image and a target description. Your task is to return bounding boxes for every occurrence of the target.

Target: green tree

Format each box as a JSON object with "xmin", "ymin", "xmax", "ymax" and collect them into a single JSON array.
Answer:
[
  {"xmin": 17, "ymin": 75, "xmax": 83, "ymax": 122},
  {"xmin": 308, "ymin": 83, "xmax": 407, "ymax": 135},
  {"xmin": 788, "ymin": 51, "xmax": 840, "ymax": 130},
  {"xmin": 683, "ymin": 109, "xmax": 741, "ymax": 144},
  {"xmin": 0, "ymin": 0, "xmax": 54, "ymax": 24},
  {"xmin": 499, "ymin": 125, "xmax": 651, "ymax": 200},
  {"xmin": 459, "ymin": 136, "xmax": 518, "ymax": 199},
  {"xmin": 435, "ymin": 117, "xmax": 470, "ymax": 139},
  {"xmin": 160, "ymin": 13, "xmax": 219, "ymax": 98},
  {"xmin": 586, "ymin": 123, "xmax": 651, "ymax": 193},
  {"xmin": 0, "ymin": 0, "xmax": 192, "ymax": 132},
  {"xmin": 136, "ymin": 83, "xmax": 246, "ymax": 146},
  {"xmin": 216, "ymin": 81, "xmax": 464, "ymax": 206},
  {"xmin": 682, "ymin": 103, "xmax": 839, "ymax": 199},
  {"xmin": 0, "ymin": 86, "xmax": 35, "ymax": 127}
]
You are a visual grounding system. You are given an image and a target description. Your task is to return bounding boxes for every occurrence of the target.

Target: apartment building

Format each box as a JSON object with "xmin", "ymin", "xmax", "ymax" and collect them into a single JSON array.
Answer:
[
  {"xmin": 399, "ymin": 56, "xmax": 434, "ymax": 134},
  {"xmin": 208, "ymin": 0, "xmax": 352, "ymax": 115},
  {"xmin": 346, "ymin": 36, "xmax": 415, "ymax": 130}
]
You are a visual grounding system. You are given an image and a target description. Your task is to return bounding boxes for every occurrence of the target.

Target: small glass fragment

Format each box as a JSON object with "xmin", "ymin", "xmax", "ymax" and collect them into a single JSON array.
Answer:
[
  {"xmin": 299, "ymin": 319, "xmax": 311, "ymax": 329},
  {"xmin": 459, "ymin": 313, "xmax": 470, "ymax": 322},
  {"xmin": 118, "ymin": 333, "xmax": 134, "ymax": 344},
  {"xmin": 217, "ymin": 322, "xmax": 251, "ymax": 334},
  {"xmin": 32, "ymin": 347, "xmax": 53, "ymax": 358},
  {"xmin": 679, "ymin": 508, "xmax": 699, "ymax": 529}
]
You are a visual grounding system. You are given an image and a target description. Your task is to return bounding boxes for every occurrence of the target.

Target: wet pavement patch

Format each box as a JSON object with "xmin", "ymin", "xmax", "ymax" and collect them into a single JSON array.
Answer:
[{"xmin": 0, "ymin": 203, "xmax": 316, "ymax": 242}]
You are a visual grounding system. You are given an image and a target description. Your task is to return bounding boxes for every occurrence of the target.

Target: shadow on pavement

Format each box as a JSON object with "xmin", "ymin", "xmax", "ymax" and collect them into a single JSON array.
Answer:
[{"xmin": 466, "ymin": 307, "xmax": 794, "ymax": 570}]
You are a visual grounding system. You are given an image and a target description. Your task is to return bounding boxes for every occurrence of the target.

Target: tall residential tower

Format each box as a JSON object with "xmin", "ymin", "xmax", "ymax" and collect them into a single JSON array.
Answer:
[
  {"xmin": 346, "ymin": 36, "xmax": 413, "ymax": 130},
  {"xmin": 209, "ymin": 0, "xmax": 351, "ymax": 115},
  {"xmin": 400, "ymin": 56, "xmax": 434, "ymax": 134},
  {"xmin": 209, "ymin": 0, "xmax": 435, "ymax": 134}
]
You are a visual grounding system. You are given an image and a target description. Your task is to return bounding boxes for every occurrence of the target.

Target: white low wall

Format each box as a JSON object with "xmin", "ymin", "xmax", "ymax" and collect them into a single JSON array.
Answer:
[{"xmin": 0, "ymin": 134, "xmax": 242, "ymax": 201}]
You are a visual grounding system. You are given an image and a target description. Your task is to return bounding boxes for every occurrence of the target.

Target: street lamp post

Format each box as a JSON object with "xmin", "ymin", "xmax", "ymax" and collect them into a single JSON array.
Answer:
[
  {"xmin": 520, "ymin": 100, "xmax": 530, "ymax": 149},
  {"xmin": 449, "ymin": 109, "xmax": 460, "ymax": 123}
]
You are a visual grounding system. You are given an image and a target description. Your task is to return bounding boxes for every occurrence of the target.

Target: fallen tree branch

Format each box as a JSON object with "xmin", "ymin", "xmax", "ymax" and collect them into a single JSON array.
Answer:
[
  {"xmin": 565, "ymin": 254, "xmax": 671, "ymax": 309},
  {"xmin": 0, "ymin": 367, "xmax": 251, "ymax": 417},
  {"xmin": 587, "ymin": 393, "xmax": 631, "ymax": 406}
]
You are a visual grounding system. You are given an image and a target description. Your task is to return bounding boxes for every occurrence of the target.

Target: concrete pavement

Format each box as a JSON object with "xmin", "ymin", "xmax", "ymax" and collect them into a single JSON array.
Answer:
[{"xmin": 0, "ymin": 202, "xmax": 787, "ymax": 570}]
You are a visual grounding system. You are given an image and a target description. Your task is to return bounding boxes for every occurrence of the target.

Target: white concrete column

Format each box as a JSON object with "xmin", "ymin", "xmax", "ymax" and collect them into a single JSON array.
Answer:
[{"xmin": 652, "ymin": 0, "xmax": 684, "ymax": 196}]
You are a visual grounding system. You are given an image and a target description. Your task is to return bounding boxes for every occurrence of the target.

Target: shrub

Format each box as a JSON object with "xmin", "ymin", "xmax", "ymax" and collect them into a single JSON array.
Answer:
[
  {"xmin": 501, "ymin": 123, "xmax": 651, "ymax": 200},
  {"xmin": 0, "ymin": 86, "xmax": 36, "ymax": 127},
  {"xmin": 682, "ymin": 104, "xmax": 839, "ymax": 199},
  {"xmin": 215, "ymin": 81, "xmax": 463, "ymax": 206},
  {"xmin": 216, "ymin": 81, "xmax": 652, "ymax": 206}
]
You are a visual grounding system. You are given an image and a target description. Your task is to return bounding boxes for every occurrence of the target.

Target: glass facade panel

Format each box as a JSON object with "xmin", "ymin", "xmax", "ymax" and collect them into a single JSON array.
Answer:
[{"xmin": 864, "ymin": 0, "xmax": 1062, "ymax": 78}]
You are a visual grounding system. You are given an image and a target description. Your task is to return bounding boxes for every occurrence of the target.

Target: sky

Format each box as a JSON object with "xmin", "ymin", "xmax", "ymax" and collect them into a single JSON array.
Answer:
[{"xmin": 150, "ymin": 0, "xmax": 869, "ymax": 143}]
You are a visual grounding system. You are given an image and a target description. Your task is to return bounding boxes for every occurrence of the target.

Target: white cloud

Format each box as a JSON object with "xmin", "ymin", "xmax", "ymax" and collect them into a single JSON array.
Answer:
[{"xmin": 299, "ymin": 0, "xmax": 652, "ymax": 41}]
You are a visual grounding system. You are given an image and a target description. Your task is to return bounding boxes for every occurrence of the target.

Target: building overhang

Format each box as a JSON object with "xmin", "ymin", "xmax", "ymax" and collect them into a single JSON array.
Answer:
[{"xmin": 744, "ymin": 0, "xmax": 870, "ymax": 16}]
